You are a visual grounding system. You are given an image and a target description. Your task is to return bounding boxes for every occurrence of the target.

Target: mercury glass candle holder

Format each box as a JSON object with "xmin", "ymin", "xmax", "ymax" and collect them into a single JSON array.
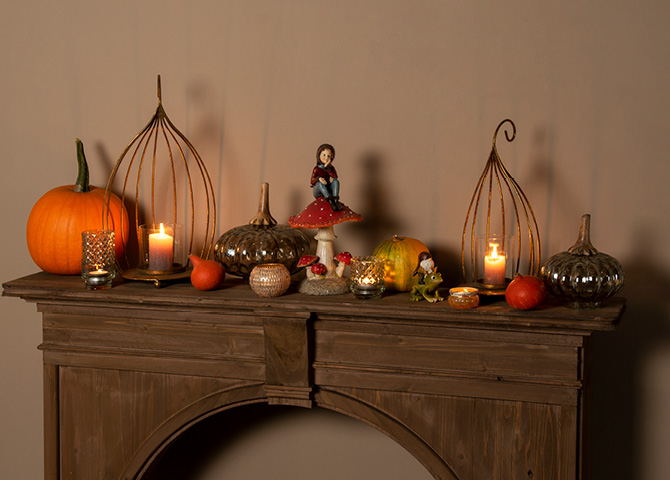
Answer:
[
  {"xmin": 138, "ymin": 223, "xmax": 186, "ymax": 274},
  {"xmin": 350, "ymin": 256, "xmax": 385, "ymax": 300},
  {"xmin": 81, "ymin": 229, "xmax": 116, "ymax": 290},
  {"xmin": 249, "ymin": 263, "xmax": 292, "ymax": 297}
]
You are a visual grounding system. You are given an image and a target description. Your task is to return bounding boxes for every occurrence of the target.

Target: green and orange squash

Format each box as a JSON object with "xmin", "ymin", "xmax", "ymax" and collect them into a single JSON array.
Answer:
[{"xmin": 372, "ymin": 235, "xmax": 430, "ymax": 291}]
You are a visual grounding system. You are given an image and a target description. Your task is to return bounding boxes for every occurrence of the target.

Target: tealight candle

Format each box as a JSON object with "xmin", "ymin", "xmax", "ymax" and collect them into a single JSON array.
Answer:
[{"xmin": 148, "ymin": 223, "xmax": 174, "ymax": 271}]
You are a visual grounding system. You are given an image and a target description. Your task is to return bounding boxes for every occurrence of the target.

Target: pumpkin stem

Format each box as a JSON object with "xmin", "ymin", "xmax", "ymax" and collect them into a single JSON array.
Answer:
[
  {"xmin": 248, "ymin": 182, "xmax": 277, "ymax": 226},
  {"xmin": 73, "ymin": 138, "xmax": 90, "ymax": 193},
  {"xmin": 567, "ymin": 214, "xmax": 599, "ymax": 256}
]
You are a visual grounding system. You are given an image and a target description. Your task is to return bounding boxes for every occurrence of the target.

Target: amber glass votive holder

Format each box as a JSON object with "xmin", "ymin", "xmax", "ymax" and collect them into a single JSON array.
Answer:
[
  {"xmin": 81, "ymin": 229, "xmax": 116, "ymax": 290},
  {"xmin": 448, "ymin": 287, "xmax": 480, "ymax": 309},
  {"xmin": 350, "ymin": 256, "xmax": 385, "ymax": 300}
]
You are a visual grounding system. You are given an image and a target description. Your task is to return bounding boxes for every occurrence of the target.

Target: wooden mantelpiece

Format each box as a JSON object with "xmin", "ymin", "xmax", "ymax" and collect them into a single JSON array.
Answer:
[{"xmin": 3, "ymin": 272, "xmax": 625, "ymax": 480}]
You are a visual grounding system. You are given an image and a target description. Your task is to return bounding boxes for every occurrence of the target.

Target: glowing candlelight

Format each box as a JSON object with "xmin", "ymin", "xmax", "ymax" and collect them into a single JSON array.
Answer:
[
  {"xmin": 148, "ymin": 223, "xmax": 174, "ymax": 271},
  {"xmin": 484, "ymin": 243, "xmax": 506, "ymax": 285}
]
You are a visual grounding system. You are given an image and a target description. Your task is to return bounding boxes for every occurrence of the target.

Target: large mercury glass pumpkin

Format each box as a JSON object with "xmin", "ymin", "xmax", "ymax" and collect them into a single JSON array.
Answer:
[
  {"xmin": 214, "ymin": 183, "xmax": 311, "ymax": 278},
  {"xmin": 372, "ymin": 235, "xmax": 430, "ymax": 292},
  {"xmin": 541, "ymin": 214, "xmax": 624, "ymax": 309}
]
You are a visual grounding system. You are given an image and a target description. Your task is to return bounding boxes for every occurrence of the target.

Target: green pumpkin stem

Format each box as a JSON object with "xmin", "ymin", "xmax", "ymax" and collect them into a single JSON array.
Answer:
[{"xmin": 74, "ymin": 138, "xmax": 90, "ymax": 193}]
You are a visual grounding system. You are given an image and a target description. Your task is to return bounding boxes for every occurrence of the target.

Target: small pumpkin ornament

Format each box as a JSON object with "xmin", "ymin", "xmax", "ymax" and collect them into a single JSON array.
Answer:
[
  {"xmin": 372, "ymin": 235, "xmax": 430, "ymax": 291},
  {"xmin": 214, "ymin": 183, "xmax": 311, "ymax": 278},
  {"xmin": 189, "ymin": 254, "xmax": 226, "ymax": 291},
  {"xmin": 26, "ymin": 139, "xmax": 129, "ymax": 275}
]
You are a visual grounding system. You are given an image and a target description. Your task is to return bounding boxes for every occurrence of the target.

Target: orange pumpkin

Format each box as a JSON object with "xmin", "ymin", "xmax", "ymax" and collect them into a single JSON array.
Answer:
[
  {"xmin": 26, "ymin": 139, "xmax": 129, "ymax": 275},
  {"xmin": 372, "ymin": 235, "xmax": 430, "ymax": 291}
]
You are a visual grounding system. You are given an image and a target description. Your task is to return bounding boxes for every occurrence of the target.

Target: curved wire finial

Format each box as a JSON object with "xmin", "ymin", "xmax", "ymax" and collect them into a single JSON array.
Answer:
[{"xmin": 492, "ymin": 119, "xmax": 516, "ymax": 148}]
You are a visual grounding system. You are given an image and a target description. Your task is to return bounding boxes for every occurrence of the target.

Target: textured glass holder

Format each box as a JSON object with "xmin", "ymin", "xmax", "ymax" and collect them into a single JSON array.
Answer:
[
  {"xmin": 249, "ymin": 263, "xmax": 292, "ymax": 297},
  {"xmin": 81, "ymin": 229, "xmax": 116, "ymax": 290},
  {"xmin": 138, "ymin": 223, "xmax": 186, "ymax": 274},
  {"xmin": 350, "ymin": 256, "xmax": 385, "ymax": 300}
]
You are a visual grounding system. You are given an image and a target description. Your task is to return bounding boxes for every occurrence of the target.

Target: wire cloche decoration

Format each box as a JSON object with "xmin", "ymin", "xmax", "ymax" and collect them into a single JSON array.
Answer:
[
  {"xmin": 461, "ymin": 119, "xmax": 541, "ymax": 294},
  {"xmin": 103, "ymin": 76, "xmax": 217, "ymax": 286}
]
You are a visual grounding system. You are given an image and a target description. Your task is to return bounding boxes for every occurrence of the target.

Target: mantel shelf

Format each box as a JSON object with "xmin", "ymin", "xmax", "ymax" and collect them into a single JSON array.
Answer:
[{"xmin": 3, "ymin": 272, "xmax": 624, "ymax": 334}]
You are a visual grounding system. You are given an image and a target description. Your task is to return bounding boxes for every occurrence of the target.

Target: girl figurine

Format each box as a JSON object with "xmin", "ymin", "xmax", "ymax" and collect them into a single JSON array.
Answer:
[{"xmin": 311, "ymin": 143, "xmax": 342, "ymax": 211}]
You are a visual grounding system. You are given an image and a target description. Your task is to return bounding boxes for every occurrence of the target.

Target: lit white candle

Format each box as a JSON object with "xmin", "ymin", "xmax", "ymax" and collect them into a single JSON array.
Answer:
[
  {"xmin": 148, "ymin": 223, "xmax": 174, "ymax": 271},
  {"xmin": 484, "ymin": 243, "xmax": 506, "ymax": 285}
]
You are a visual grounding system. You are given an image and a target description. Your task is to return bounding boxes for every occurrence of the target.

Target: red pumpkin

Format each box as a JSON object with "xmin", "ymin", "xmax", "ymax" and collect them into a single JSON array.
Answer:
[
  {"xmin": 26, "ymin": 139, "xmax": 129, "ymax": 275},
  {"xmin": 505, "ymin": 274, "xmax": 546, "ymax": 310},
  {"xmin": 372, "ymin": 235, "xmax": 430, "ymax": 291},
  {"xmin": 189, "ymin": 254, "xmax": 226, "ymax": 291}
]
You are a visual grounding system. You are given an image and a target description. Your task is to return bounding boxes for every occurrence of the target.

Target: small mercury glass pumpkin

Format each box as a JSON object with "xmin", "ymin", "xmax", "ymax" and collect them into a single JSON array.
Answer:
[
  {"xmin": 541, "ymin": 214, "xmax": 625, "ymax": 308},
  {"xmin": 214, "ymin": 183, "xmax": 311, "ymax": 278}
]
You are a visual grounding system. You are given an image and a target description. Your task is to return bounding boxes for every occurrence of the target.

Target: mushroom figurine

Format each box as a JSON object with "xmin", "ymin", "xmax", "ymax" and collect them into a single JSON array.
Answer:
[
  {"xmin": 334, "ymin": 251, "xmax": 352, "ymax": 278},
  {"xmin": 289, "ymin": 143, "xmax": 363, "ymax": 295}
]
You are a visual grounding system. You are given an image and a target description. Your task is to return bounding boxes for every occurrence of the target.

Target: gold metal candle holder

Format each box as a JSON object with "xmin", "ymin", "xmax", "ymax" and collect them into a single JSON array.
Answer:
[
  {"xmin": 461, "ymin": 119, "xmax": 541, "ymax": 294},
  {"xmin": 103, "ymin": 76, "xmax": 217, "ymax": 286}
]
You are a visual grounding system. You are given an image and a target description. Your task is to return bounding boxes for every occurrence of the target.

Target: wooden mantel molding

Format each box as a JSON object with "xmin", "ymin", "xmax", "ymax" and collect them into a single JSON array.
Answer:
[{"xmin": 3, "ymin": 272, "xmax": 625, "ymax": 480}]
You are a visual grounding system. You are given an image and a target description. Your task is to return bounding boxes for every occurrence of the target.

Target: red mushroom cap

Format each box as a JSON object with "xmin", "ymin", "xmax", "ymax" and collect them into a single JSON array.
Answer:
[
  {"xmin": 297, "ymin": 255, "xmax": 319, "ymax": 268},
  {"xmin": 288, "ymin": 197, "xmax": 363, "ymax": 229},
  {"xmin": 335, "ymin": 251, "xmax": 353, "ymax": 265},
  {"xmin": 311, "ymin": 263, "xmax": 327, "ymax": 275}
]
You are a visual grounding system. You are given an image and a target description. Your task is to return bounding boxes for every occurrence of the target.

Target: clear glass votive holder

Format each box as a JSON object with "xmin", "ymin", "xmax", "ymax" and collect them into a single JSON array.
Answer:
[
  {"xmin": 350, "ymin": 256, "xmax": 385, "ymax": 300},
  {"xmin": 138, "ymin": 223, "xmax": 186, "ymax": 274},
  {"xmin": 81, "ymin": 229, "xmax": 116, "ymax": 290}
]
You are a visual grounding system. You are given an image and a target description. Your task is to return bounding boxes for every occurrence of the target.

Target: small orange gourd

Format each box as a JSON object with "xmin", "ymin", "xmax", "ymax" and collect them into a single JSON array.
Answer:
[
  {"xmin": 372, "ymin": 235, "xmax": 430, "ymax": 292},
  {"xmin": 26, "ymin": 139, "xmax": 129, "ymax": 275}
]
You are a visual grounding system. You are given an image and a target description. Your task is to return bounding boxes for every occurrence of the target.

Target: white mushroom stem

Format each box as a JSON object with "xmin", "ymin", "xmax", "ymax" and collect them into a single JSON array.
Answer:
[
  {"xmin": 335, "ymin": 262, "xmax": 346, "ymax": 278},
  {"xmin": 314, "ymin": 225, "xmax": 337, "ymax": 278}
]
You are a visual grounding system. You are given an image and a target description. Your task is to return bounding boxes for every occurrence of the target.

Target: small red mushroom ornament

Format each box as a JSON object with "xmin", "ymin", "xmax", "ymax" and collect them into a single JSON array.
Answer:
[
  {"xmin": 334, "ymin": 251, "xmax": 352, "ymax": 277},
  {"xmin": 310, "ymin": 262, "xmax": 327, "ymax": 279}
]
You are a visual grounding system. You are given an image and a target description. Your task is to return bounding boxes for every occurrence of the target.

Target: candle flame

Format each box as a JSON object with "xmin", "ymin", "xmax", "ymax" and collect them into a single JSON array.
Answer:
[
  {"xmin": 489, "ymin": 243, "xmax": 499, "ymax": 260},
  {"xmin": 159, "ymin": 223, "xmax": 165, "ymax": 235}
]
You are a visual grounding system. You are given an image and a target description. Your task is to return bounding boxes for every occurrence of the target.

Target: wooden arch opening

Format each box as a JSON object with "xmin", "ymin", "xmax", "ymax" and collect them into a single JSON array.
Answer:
[{"xmin": 120, "ymin": 385, "xmax": 453, "ymax": 480}]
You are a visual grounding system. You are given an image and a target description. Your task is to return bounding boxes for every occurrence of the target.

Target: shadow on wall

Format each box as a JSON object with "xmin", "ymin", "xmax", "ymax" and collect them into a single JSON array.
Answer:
[
  {"xmin": 349, "ymin": 150, "xmax": 400, "ymax": 254},
  {"xmin": 590, "ymin": 226, "xmax": 670, "ymax": 479}
]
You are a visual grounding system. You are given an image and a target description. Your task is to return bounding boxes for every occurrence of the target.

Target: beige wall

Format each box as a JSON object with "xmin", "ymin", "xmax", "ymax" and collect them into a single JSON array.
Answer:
[{"xmin": 2, "ymin": 1, "xmax": 669, "ymax": 478}]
